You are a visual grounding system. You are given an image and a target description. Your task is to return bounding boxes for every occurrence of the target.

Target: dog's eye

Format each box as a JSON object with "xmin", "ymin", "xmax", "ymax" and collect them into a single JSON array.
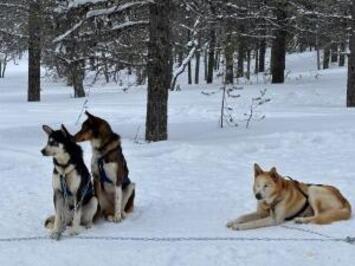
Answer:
[
  {"xmin": 48, "ymin": 140, "xmax": 58, "ymax": 146},
  {"xmin": 264, "ymin": 184, "xmax": 268, "ymax": 188}
]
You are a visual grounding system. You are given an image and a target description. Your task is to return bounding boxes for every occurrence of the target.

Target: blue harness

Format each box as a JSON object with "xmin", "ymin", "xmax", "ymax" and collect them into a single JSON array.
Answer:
[
  {"xmin": 60, "ymin": 175, "xmax": 73, "ymax": 197},
  {"xmin": 97, "ymin": 158, "xmax": 114, "ymax": 184},
  {"xmin": 60, "ymin": 174, "xmax": 93, "ymax": 204},
  {"xmin": 97, "ymin": 157, "xmax": 131, "ymax": 189}
]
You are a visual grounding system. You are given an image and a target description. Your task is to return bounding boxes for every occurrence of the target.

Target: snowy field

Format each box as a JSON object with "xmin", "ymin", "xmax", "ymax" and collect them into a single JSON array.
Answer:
[{"xmin": 1, "ymin": 52, "xmax": 355, "ymax": 265}]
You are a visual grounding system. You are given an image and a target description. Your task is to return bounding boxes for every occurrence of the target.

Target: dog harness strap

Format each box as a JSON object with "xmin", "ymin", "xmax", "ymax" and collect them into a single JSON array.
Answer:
[
  {"xmin": 97, "ymin": 157, "xmax": 114, "ymax": 184},
  {"xmin": 285, "ymin": 200, "xmax": 310, "ymax": 221},
  {"xmin": 60, "ymin": 175, "xmax": 72, "ymax": 197},
  {"xmin": 284, "ymin": 176, "xmax": 311, "ymax": 221}
]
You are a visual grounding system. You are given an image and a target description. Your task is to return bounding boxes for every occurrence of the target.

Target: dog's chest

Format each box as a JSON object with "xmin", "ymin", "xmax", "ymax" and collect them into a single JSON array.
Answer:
[
  {"xmin": 52, "ymin": 166, "xmax": 81, "ymax": 194},
  {"xmin": 91, "ymin": 149, "xmax": 100, "ymax": 175}
]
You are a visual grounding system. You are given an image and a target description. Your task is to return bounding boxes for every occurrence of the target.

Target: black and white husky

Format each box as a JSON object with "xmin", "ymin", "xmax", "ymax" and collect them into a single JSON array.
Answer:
[{"xmin": 41, "ymin": 124, "xmax": 98, "ymax": 240}]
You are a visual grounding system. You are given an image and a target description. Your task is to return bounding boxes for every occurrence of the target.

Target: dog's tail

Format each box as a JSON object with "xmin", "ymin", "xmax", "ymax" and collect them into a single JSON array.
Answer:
[
  {"xmin": 44, "ymin": 215, "xmax": 55, "ymax": 229},
  {"xmin": 125, "ymin": 187, "xmax": 135, "ymax": 213}
]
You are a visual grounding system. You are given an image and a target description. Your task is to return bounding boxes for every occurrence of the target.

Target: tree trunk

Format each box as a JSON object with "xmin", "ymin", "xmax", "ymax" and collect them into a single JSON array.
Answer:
[
  {"xmin": 28, "ymin": 0, "xmax": 41, "ymax": 102},
  {"xmin": 204, "ymin": 47, "xmax": 208, "ymax": 81},
  {"xmin": 347, "ymin": 0, "xmax": 355, "ymax": 107},
  {"xmin": 207, "ymin": 29, "xmax": 215, "ymax": 83},
  {"xmin": 187, "ymin": 60, "xmax": 192, "ymax": 84},
  {"xmin": 323, "ymin": 48, "xmax": 330, "ymax": 69},
  {"xmin": 254, "ymin": 45, "xmax": 259, "ymax": 74},
  {"xmin": 271, "ymin": 1, "xmax": 287, "ymax": 84},
  {"xmin": 331, "ymin": 43, "xmax": 338, "ymax": 63},
  {"xmin": 339, "ymin": 42, "xmax": 346, "ymax": 67},
  {"xmin": 237, "ymin": 38, "xmax": 245, "ymax": 78},
  {"xmin": 214, "ymin": 49, "xmax": 220, "ymax": 70},
  {"xmin": 71, "ymin": 62, "xmax": 85, "ymax": 98},
  {"xmin": 246, "ymin": 49, "xmax": 251, "ymax": 80},
  {"xmin": 195, "ymin": 41, "xmax": 200, "ymax": 84},
  {"xmin": 145, "ymin": 0, "xmax": 172, "ymax": 141},
  {"xmin": 259, "ymin": 38, "xmax": 266, "ymax": 72},
  {"xmin": 224, "ymin": 27, "xmax": 234, "ymax": 84}
]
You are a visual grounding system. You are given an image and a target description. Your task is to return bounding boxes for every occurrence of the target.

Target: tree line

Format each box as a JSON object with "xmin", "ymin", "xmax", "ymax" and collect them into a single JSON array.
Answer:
[{"xmin": 1, "ymin": 0, "xmax": 355, "ymax": 141}]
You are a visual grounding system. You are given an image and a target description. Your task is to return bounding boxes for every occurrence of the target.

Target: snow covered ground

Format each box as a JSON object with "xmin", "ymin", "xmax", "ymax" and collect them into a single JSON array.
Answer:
[{"xmin": 1, "ymin": 52, "xmax": 355, "ymax": 265}]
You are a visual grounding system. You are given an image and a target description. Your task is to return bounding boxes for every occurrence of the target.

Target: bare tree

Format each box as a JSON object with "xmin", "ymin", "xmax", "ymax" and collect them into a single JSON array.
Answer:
[
  {"xmin": 347, "ymin": 0, "xmax": 355, "ymax": 107},
  {"xmin": 28, "ymin": 0, "xmax": 41, "ymax": 102},
  {"xmin": 145, "ymin": 0, "xmax": 173, "ymax": 141}
]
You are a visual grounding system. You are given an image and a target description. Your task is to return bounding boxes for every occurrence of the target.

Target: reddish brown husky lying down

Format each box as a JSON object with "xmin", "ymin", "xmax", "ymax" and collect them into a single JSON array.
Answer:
[{"xmin": 227, "ymin": 164, "xmax": 351, "ymax": 230}]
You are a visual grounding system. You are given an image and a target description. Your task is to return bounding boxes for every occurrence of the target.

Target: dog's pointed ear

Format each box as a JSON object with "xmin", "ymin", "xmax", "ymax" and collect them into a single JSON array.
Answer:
[
  {"xmin": 85, "ymin": 111, "xmax": 94, "ymax": 119},
  {"xmin": 61, "ymin": 124, "xmax": 72, "ymax": 139},
  {"xmin": 254, "ymin": 163, "xmax": 264, "ymax": 177},
  {"xmin": 270, "ymin": 167, "xmax": 279, "ymax": 181},
  {"xmin": 42, "ymin": 125, "xmax": 53, "ymax": 135}
]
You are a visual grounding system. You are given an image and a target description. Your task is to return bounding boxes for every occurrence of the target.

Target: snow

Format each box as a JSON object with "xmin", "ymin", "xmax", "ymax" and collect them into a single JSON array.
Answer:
[{"xmin": 0, "ymin": 51, "xmax": 355, "ymax": 265}]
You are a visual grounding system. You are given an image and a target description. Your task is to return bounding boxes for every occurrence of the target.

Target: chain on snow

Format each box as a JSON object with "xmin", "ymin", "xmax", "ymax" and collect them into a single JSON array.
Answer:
[{"xmin": 0, "ymin": 235, "xmax": 354, "ymax": 244}]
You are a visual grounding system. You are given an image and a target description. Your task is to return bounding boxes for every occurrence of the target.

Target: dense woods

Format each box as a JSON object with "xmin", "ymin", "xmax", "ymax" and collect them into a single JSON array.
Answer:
[{"xmin": 1, "ymin": 0, "xmax": 355, "ymax": 139}]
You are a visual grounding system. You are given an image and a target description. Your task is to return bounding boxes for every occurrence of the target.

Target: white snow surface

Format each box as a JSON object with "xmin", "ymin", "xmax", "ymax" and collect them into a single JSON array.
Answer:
[{"xmin": 0, "ymin": 51, "xmax": 355, "ymax": 265}]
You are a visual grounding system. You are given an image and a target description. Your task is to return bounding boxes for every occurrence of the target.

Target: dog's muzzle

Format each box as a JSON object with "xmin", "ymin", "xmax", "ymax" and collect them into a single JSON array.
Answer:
[
  {"xmin": 41, "ymin": 148, "xmax": 48, "ymax": 156},
  {"xmin": 255, "ymin": 193, "xmax": 263, "ymax": 200}
]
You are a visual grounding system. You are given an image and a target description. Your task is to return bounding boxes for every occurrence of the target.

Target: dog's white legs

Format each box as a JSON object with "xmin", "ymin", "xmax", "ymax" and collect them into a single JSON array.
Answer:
[
  {"xmin": 51, "ymin": 193, "xmax": 65, "ymax": 240},
  {"xmin": 230, "ymin": 216, "xmax": 278, "ymax": 230},
  {"xmin": 108, "ymin": 186, "xmax": 123, "ymax": 223},
  {"xmin": 68, "ymin": 205, "xmax": 82, "ymax": 236},
  {"xmin": 226, "ymin": 212, "xmax": 262, "ymax": 228},
  {"xmin": 51, "ymin": 212, "xmax": 64, "ymax": 240}
]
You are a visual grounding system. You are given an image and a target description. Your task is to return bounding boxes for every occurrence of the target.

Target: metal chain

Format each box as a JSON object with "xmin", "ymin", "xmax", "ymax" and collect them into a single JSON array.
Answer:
[
  {"xmin": 0, "ymin": 235, "xmax": 354, "ymax": 244},
  {"xmin": 281, "ymin": 224, "xmax": 334, "ymax": 239}
]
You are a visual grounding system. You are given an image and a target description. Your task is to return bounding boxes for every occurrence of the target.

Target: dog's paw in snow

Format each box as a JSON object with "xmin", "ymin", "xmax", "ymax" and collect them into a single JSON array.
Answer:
[
  {"xmin": 294, "ymin": 217, "xmax": 310, "ymax": 224},
  {"xmin": 50, "ymin": 231, "xmax": 62, "ymax": 241},
  {"xmin": 226, "ymin": 220, "xmax": 235, "ymax": 228},
  {"xmin": 67, "ymin": 227, "xmax": 81, "ymax": 236},
  {"xmin": 107, "ymin": 213, "xmax": 123, "ymax": 223},
  {"xmin": 226, "ymin": 221, "xmax": 241, "ymax": 230}
]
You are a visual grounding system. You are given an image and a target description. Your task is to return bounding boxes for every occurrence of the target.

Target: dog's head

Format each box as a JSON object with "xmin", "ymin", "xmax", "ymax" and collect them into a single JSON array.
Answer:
[
  {"xmin": 253, "ymin": 163, "xmax": 281, "ymax": 202},
  {"xmin": 74, "ymin": 111, "xmax": 112, "ymax": 143},
  {"xmin": 41, "ymin": 124, "xmax": 74, "ymax": 158}
]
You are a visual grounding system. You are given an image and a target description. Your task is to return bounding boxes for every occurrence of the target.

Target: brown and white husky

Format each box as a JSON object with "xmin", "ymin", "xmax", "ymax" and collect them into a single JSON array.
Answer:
[
  {"xmin": 227, "ymin": 164, "xmax": 351, "ymax": 230},
  {"xmin": 74, "ymin": 111, "xmax": 135, "ymax": 223}
]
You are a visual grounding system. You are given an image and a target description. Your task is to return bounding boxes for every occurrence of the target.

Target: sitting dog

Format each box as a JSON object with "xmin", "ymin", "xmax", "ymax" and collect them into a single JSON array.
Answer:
[
  {"xmin": 41, "ymin": 124, "xmax": 98, "ymax": 240},
  {"xmin": 227, "ymin": 163, "xmax": 351, "ymax": 230},
  {"xmin": 74, "ymin": 111, "xmax": 135, "ymax": 223}
]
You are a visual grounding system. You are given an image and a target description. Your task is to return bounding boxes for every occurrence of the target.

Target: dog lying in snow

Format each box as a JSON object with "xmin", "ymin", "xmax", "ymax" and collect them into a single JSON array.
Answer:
[
  {"xmin": 227, "ymin": 164, "xmax": 351, "ymax": 230},
  {"xmin": 42, "ymin": 125, "xmax": 98, "ymax": 240},
  {"xmin": 74, "ymin": 111, "xmax": 135, "ymax": 223}
]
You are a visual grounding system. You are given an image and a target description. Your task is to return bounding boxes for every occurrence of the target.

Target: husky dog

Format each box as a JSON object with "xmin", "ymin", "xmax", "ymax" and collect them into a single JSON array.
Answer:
[
  {"xmin": 226, "ymin": 164, "xmax": 351, "ymax": 230},
  {"xmin": 74, "ymin": 111, "xmax": 135, "ymax": 223},
  {"xmin": 41, "ymin": 124, "xmax": 98, "ymax": 240}
]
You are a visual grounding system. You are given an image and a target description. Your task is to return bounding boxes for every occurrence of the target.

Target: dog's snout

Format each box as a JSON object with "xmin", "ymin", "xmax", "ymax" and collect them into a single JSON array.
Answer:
[
  {"xmin": 41, "ymin": 148, "xmax": 47, "ymax": 156},
  {"xmin": 255, "ymin": 193, "xmax": 262, "ymax": 200}
]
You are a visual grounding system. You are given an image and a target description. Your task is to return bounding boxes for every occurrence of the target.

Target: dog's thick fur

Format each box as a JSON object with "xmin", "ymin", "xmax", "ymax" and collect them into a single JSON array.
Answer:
[
  {"xmin": 74, "ymin": 111, "xmax": 135, "ymax": 223},
  {"xmin": 226, "ymin": 164, "xmax": 351, "ymax": 230},
  {"xmin": 41, "ymin": 125, "xmax": 98, "ymax": 240}
]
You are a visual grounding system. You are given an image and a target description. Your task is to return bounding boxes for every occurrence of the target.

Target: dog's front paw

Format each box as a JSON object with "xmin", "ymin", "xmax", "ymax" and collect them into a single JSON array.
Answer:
[
  {"xmin": 226, "ymin": 221, "xmax": 241, "ymax": 230},
  {"xmin": 67, "ymin": 228, "xmax": 80, "ymax": 236},
  {"xmin": 85, "ymin": 223, "xmax": 93, "ymax": 229},
  {"xmin": 107, "ymin": 214, "xmax": 123, "ymax": 223},
  {"xmin": 294, "ymin": 217, "xmax": 310, "ymax": 224},
  {"xmin": 226, "ymin": 220, "xmax": 235, "ymax": 228},
  {"xmin": 50, "ymin": 231, "xmax": 62, "ymax": 241},
  {"xmin": 230, "ymin": 223, "xmax": 241, "ymax": 231}
]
